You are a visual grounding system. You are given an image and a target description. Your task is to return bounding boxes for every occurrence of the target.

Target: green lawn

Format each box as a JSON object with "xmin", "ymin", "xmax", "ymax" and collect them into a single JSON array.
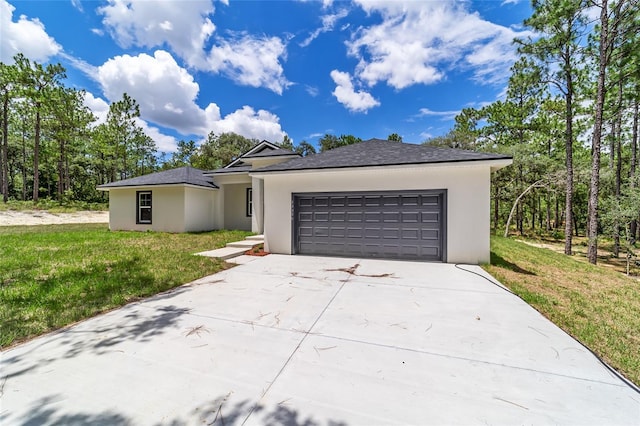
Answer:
[
  {"xmin": 0, "ymin": 224, "xmax": 250, "ymax": 348},
  {"xmin": 484, "ymin": 236, "xmax": 640, "ymax": 386}
]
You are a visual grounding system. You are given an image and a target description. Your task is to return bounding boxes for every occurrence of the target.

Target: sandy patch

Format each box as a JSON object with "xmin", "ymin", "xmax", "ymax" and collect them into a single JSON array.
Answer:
[{"xmin": 0, "ymin": 210, "xmax": 109, "ymax": 226}]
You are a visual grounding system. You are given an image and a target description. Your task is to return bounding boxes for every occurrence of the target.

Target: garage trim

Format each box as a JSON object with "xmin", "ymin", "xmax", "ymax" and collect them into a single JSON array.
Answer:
[{"xmin": 291, "ymin": 189, "xmax": 447, "ymax": 262}]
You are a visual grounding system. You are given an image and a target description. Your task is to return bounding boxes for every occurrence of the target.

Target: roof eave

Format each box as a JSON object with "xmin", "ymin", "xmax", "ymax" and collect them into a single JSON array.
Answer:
[
  {"xmin": 97, "ymin": 182, "xmax": 218, "ymax": 191},
  {"xmin": 250, "ymin": 157, "xmax": 513, "ymax": 176}
]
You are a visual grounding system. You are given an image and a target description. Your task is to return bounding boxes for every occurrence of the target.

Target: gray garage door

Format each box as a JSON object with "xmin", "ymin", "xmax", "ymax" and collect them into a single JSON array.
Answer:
[{"xmin": 293, "ymin": 190, "xmax": 446, "ymax": 261}]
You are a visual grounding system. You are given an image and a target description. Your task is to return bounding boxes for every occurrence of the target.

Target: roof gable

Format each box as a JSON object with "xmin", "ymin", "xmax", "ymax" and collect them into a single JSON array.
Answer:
[
  {"xmin": 224, "ymin": 140, "xmax": 281, "ymax": 168},
  {"xmin": 206, "ymin": 140, "xmax": 299, "ymax": 175},
  {"xmin": 252, "ymin": 139, "xmax": 512, "ymax": 173},
  {"xmin": 98, "ymin": 166, "xmax": 217, "ymax": 189}
]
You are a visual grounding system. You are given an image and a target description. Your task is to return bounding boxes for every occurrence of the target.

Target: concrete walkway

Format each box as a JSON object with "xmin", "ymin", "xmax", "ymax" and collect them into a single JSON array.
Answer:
[
  {"xmin": 196, "ymin": 235, "xmax": 264, "ymax": 260},
  {"xmin": 1, "ymin": 255, "xmax": 639, "ymax": 425}
]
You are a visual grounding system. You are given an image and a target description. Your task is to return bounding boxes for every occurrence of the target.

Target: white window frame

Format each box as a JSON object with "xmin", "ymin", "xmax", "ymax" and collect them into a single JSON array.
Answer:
[
  {"xmin": 137, "ymin": 191, "xmax": 152, "ymax": 224},
  {"xmin": 246, "ymin": 188, "xmax": 253, "ymax": 217}
]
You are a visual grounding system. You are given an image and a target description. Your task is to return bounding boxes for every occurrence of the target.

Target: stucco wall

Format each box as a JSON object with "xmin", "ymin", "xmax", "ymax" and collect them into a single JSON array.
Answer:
[
  {"xmin": 108, "ymin": 186, "xmax": 186, "ymax": 232},
  {"xmin": 184, "ymin": 187, "xmax": 216, "ymax": 232},
  {"xmin": 223, "ymin": 183, "xmax": 252, "ymax": 231},
  {"xmin": 258, "ymin": 164, "xmax": 491, "ymax": 264}
]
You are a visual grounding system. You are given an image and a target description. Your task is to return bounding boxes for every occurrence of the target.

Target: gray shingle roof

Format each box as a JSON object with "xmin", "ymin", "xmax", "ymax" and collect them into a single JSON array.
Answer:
[
  {"xmin": 252, "ymin": 139, "xmax": 512, "ymax": 173},
  {"xmin": 206, "ymin": 164, "xmax": 252, "ymax": 175},
  {"xmin": 243, "ymin": 148, "xmax": 299, "ymax": 158},
  {"xmin": 98, "ymin": 166, "xmax": 217, "ymax": 189}
]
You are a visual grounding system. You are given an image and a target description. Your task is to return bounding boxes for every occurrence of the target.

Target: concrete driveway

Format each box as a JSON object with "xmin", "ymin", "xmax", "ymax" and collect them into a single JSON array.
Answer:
[{"xmin": 1, "ymin": 255, "xmax": 639, "ymax": 425}]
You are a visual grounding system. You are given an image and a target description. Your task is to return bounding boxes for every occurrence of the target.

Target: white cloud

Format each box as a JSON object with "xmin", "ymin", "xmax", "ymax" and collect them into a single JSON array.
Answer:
[
  {"xmin": 98, "ymin": 0, "xmax": 216, "ymax": 66},
  {"xmin": 305, "ymin": 85, "xmax": 319, "ymax": 97},
  {"xmin": 0, "ymin": 0, "xmax": 61, "ymax": 63},
  {"xmin": 300, "ymin": 8, "xmax": 349, "ymax": 47},
  {"xmin": 82, "ymin": 91, "xmax": 109, "ymax": 125},
  {"xmin": 348, "ymin": 0, "xmax": 533, "ymax": 89},
  {"xmin": 135, "ymin": 118, "xmax": 179, "ymax": 153},
  {"xmin": 330, "ymin": 70, "xmax": 380, "ymax": 113},
  {"xmin": 58, "ymin": 51, "xmax": 98, "ymax": 78},
  {"xmin": 207, "ymin": 33, "xmax": 291, "ymax": 94},
  {"xmin": 71, "ymin": 0, "xmax": 83, "ymax": 12},
  {"xmin": 94, "ymin": 50, "xmax": 286, "ymax": 147},
  {"xmin": 417, "ymin": 108, "xmax": 460, "ymax": 121},
  {"xmin": 97, "ymin": 0, "xmax": 290, "ymax": 94},
  {"xmin": 205, "ymin": 105, "xmax": 287, "ymax": 142},
  {"xmin": 419, "ymin": 131, "xmax": 434, "ymax": 140},
  {"xmin": 97, "ymin": 50, "xmax": 206, "ymax": 135}
]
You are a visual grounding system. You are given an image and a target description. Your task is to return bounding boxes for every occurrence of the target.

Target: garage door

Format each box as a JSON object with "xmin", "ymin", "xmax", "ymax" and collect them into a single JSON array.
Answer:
[{"xmin": 293, "ymin": 190, "xmax": 446, "ymax": 261}]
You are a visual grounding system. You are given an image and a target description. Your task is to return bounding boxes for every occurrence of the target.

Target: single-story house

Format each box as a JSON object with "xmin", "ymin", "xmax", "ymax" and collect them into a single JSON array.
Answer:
[{"xmin": 98, "ymin": 139, "xmax": 512, "ymax": 264}]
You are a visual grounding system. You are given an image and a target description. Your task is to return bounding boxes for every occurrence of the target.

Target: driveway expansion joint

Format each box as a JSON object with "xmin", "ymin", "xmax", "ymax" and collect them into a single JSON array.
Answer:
[{"xmin": 240, "ymin": 260, "xmax": 362, "ymax": 425}]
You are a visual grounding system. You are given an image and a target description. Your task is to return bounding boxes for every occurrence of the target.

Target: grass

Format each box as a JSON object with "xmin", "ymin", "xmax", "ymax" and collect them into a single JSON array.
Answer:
[
  {"xmin": 0, "ymin": 223, "xmax": 251, "ymax": 348},
  {"xmin": 484, "ymin": 236, "xmax": 640, "ymax": 386}
]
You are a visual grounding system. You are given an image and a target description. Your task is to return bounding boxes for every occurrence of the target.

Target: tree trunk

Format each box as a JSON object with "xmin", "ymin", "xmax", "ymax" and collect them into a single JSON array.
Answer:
[
  {"xmin": 564, "ymin": 69, "xmax": 574, "ymax": 255},
  {"xmin": 493, "ymin": 184, "xmax": 499, "ymax": 233},
  {"xmin": 33, "ymin": 106, "xmax": 41, "ymax": 203},
  {"xmin": 546, "ymin": 192, "xmax": 552, "ymax": 231},
  {"xmin": 631, "ymin": 99, "xmax": 639, "ymax": 241},
  {"xmin": 504, "ymin": 180, "xmax": 545, "ymax": 238},
  {"xmin": 21, "ymin": 124, "xmax": 26, "ymax": 201},
  {"xmin": 613, "ymin": 80, "xmax": 623, "ymax": 257},
  {"xmin": 587, "ymin": 0, "xmax": 609, "ymax": 264},
  {"xmin": 1, "ymin": 95, "xmax": 8, "ymax": 203},
  {"xmin": 531, "ymin": 197, "xmax": 536, "ymax": 232}
]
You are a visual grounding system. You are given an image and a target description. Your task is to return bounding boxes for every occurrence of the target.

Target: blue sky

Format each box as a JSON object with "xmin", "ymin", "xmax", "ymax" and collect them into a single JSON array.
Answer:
[{"xmin": 1, "ymin": 0, "xmax": 533, "ymax": 153}]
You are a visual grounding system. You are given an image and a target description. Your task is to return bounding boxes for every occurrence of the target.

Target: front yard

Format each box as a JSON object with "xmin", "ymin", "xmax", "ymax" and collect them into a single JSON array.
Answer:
[
  {"xmin": 0, "ymin": 224, "xmax": 250, "ymax": 348},
  {"xmin": 2, "ymin": 224, "xmax": 638, "ymax": 388}
]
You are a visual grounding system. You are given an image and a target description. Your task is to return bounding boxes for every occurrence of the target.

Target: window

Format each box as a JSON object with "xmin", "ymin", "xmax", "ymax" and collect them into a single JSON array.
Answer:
[
  {"xmin": 137, "ymin": 191, "xmax": 152, "ymax": 224},
  {"xmin": 246, "ymin": 188, "xmax": 253, "ymax": 217}
]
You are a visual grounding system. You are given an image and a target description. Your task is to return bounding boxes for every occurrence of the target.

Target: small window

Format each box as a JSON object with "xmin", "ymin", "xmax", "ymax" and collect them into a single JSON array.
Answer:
[
  {"xmin": 137, "ymin": 191, "xmax": 152, "ymax": 224},
  {"xmin": 246, "ymin": 188, "xmax": 253, "ymax": 217}
]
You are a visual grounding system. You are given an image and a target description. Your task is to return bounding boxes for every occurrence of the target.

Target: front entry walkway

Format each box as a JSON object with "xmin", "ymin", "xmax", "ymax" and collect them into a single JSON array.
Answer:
[
  {"xmin": 1, "ymin": 256, "xmax": 638, "ymax": 425},
  {"xmin": 196, "ymin": 234, "xmax": 264, "ymax": 260}
]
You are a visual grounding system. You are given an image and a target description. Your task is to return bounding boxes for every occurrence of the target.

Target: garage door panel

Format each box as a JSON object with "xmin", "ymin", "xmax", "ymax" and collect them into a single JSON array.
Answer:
[
  {"xmin": 422, "ymin": 212, "xmax": 440, "ymax": 223},
  {"xmin": 330, "ymin": 227, "xmax": 346, "ymax": 238},
  {"xmin": 365, "ymin": 212, "xmax": 382, "ymax": 222},
  {"xmin": 402, "ymin": 212, "xmax": 419, "ymax": 222},
  {"xmin": 401, "ymin": 229, "xmax": 419, "ymax": 239},
  {"xmin": 422, "ymin": 229, "xmax": 440, "ymax": 240},
  {"xmin": 421, "ymin": 196, "xmax": 440, "ymax": 206},
  {"xmin": 330, "ymin": 212, "xmax": 346, "ymax": 221},
  {"xmin": 314, "ymin": 197, "xmax": 329, "ymax": 207},
  {"xmin": 294, "ymin": 191, "xmax": 445, "ymax": 261},
  {"xmin": 383, "ymin": 212, "xmax": 400, "ymax": 222},
  {"xmin": 383, "ymin": 228, "xmax": 400, "ymax": 239}
]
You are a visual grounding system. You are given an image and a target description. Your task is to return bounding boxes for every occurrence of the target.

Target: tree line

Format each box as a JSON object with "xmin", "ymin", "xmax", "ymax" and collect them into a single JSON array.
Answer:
[
  {"xmin": 2, "ymin": 0, "xmax": 638, "ymax": 266},
  {"xmin": 0, "ymin": 51, "xmax": 377, "ymax": 205},
  {"xmin": 0, "ymin": 54, "xmax": 159, "ymax": 203},
  {"xmin": 426, "ymin": 0, "xmax": 640, "ymax": 265}
]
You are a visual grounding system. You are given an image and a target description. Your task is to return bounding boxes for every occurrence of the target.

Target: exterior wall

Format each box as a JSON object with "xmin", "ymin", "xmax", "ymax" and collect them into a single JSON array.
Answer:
[
  {"xmin": 223, "ymin": 183, "xmax": 252, "ymax": 231},
  {"xmin": 259, "ymin": 164, "xmax": 491, "ymax": 264},
  {"xmin": 211, "ymin": 189, "xmax": 224, "ymax": 230},
  {"xmin": 108, "ymin": 186, "xmax": 186, "ymax": 232},
  {"xmin": 251, "ymin": 177, "xmax": 265, "ymax": 234},
  {"xmin": 184, "ymin": 187, "xmax": 216, "ymax": 232}
]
